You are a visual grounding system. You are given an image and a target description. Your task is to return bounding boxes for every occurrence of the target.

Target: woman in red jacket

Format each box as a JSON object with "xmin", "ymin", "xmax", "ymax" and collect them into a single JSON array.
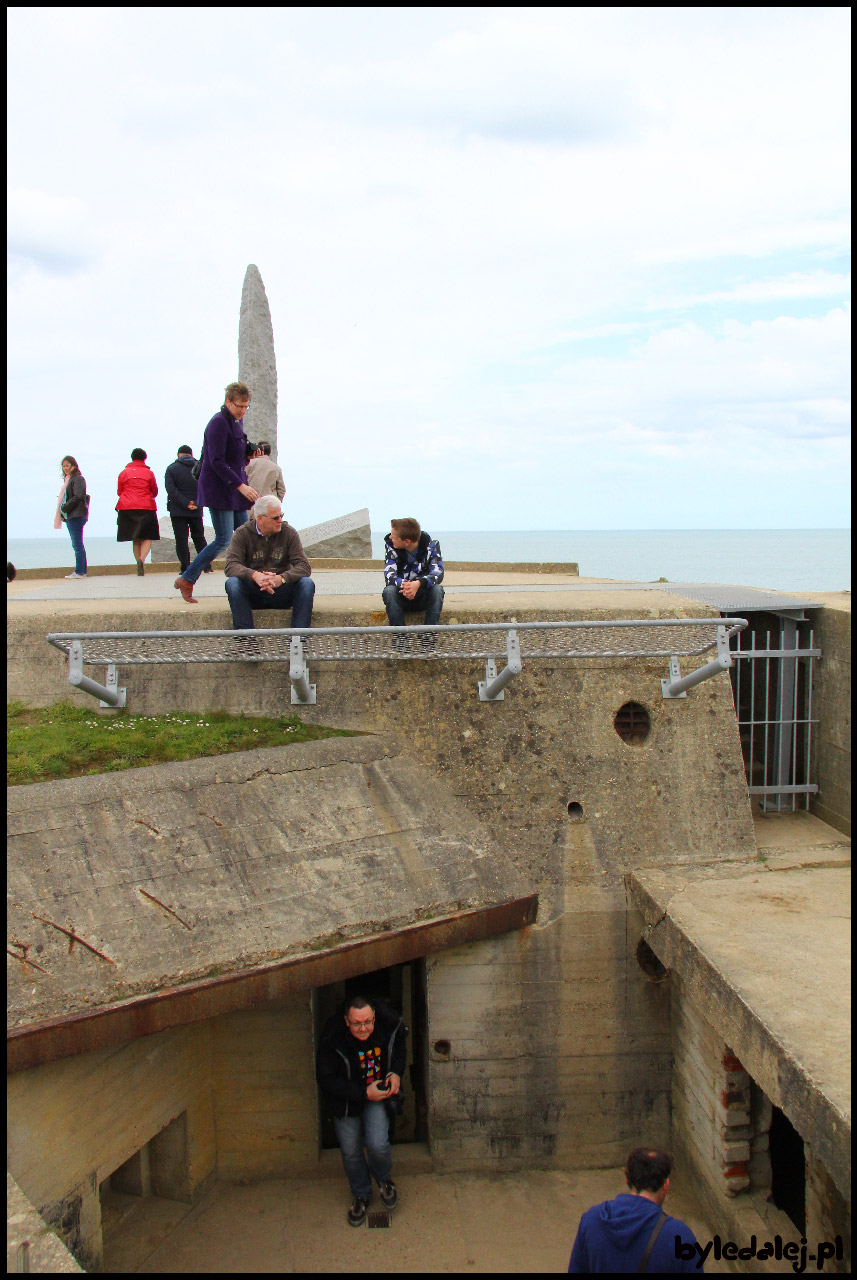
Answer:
[{"xmin": 116, "ymin": 447, "xmax": 160, "ymax": 575}]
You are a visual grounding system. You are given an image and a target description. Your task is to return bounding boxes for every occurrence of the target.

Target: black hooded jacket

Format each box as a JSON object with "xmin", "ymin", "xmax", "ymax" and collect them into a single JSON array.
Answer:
[{"xmin": 316, "ymin": 997, "xmax": 408, "ymax": 1119}]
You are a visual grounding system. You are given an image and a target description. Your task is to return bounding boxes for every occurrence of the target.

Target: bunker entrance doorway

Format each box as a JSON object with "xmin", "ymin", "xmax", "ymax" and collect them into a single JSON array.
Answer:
[
  {"xmin": 314, "ymin": 959, "xmax": 428, "ymax": 1150},
  {"xmin": 769, "ymin": 1104, "xmax": 806, "ymax": 1235}
]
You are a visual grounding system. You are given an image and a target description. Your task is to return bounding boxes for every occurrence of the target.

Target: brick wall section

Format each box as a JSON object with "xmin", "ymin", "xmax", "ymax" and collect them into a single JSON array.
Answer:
[{"xmin": 672, "ymin": 981, "xmax": 757, "ymax": 1200}]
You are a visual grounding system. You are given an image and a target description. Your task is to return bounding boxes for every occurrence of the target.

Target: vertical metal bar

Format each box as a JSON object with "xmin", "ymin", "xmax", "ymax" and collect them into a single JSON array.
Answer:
[
  {"xmin": 771, "ymin": 618, "xmax": 798, "ymax": 812},
  {"xmin": 761, "ymin": 629, "xmax": 771, "ymax": 810},
  {"xmin": 798, "ymin": 627, "xmax": 803, "ymax": 808},
  {"xmin": 805, "ymin": 628, "xmax": 815, "ymax": 813}
]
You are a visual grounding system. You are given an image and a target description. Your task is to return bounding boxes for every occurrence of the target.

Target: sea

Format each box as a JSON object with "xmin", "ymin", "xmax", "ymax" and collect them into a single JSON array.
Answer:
[{"xmin": 7, "ymin": 529, "xmax": 850, "ymax": 593}]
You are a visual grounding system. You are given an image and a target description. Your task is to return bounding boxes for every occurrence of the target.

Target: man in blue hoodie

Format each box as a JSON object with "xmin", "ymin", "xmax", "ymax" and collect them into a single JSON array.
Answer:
[{"xmin": 568, "ymin": 1148, "xmax": 702, "ymax": 1273}]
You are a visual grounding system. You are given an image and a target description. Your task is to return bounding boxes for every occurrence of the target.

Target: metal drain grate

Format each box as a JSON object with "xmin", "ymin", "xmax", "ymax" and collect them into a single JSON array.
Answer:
[{"xmin": 367, "ymin": 1212, "xmax": 392, "ymax": 1229}]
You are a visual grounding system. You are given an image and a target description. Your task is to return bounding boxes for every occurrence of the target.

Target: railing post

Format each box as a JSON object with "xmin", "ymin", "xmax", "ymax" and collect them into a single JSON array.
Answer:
[
  {"xmin": 67, "ymin": 641, "xmax": 126, "ymax": 708},
  {"xmin": 289, "ymin": 637, "xmax": 316, "ymax": 705},
  {"xmin": 478, "ymin": 630, "xmax": 522, "ymax": 702},
  {"xmin": 661, "ymin": 625, "xmax": 732, "ymax": 699}
]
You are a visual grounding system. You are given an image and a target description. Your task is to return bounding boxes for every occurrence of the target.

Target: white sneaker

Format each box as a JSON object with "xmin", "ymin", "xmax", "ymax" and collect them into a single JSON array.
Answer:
[{"xmin": 65, "ymin": 572, "xmax": 87, "ymax": 579}]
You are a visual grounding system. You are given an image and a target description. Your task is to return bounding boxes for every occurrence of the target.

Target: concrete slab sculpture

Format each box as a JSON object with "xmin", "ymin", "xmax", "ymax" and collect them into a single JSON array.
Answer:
[{"xmin": 298, "ymin": 508, "xmax": 373, "ymax": 559}]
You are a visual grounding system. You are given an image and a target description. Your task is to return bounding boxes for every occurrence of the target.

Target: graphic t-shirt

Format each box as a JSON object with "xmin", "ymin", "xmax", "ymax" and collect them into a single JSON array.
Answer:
[{"xmin": 354, "ymin": 1032, "xmax": 385, "ymax": 1087}]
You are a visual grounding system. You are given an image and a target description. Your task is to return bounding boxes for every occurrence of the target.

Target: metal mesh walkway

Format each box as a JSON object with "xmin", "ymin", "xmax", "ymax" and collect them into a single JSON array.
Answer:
[
  {"xmin": 46, "ymin": 618, "xmax": 743, "ymax": 665},
  {"xmin": 46, "ymin": 618, "xmax": 747, "ymax": 708}
]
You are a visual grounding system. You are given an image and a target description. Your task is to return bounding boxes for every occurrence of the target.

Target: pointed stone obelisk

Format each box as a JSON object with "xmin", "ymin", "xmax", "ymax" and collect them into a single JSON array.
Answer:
[{"xmin": 238, "ymin": 265, "xmax": 278, "ymax": 462}]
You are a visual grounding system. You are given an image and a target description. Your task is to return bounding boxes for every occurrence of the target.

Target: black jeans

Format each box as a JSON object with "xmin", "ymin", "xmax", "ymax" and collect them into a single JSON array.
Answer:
[{"xmin": 170, "ymin": 516, "xmax": 208, "ymax": 573}]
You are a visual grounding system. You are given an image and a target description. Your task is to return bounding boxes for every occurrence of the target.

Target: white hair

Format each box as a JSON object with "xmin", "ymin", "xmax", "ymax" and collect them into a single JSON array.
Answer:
[{"xmin": 253, "ymin": 494, "xmax": 282, "ymax": 519}]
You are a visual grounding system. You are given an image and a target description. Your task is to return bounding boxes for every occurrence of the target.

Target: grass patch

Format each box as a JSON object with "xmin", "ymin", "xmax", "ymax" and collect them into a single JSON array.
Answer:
[{"xmin": 7, "ymin": 701, "xmax": 357, "ymax": 787}]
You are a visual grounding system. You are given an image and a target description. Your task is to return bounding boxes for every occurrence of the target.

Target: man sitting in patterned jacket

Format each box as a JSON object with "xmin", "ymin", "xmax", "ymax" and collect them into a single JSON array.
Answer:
[{"xmin": 382, "ymin": 518, "xmax": 444, "ymax": 637}]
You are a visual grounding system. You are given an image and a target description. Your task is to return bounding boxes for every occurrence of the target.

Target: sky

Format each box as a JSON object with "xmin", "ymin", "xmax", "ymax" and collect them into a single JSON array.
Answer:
[{"xmin": 7, "ymin": 6, "xmax": 851, "ymax": 537}]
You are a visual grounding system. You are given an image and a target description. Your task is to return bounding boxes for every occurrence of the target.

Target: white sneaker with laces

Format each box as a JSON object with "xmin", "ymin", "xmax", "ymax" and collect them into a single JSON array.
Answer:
[{"xmin": 65, "ymin": 572, "xmax": 87, "ymax": 579}]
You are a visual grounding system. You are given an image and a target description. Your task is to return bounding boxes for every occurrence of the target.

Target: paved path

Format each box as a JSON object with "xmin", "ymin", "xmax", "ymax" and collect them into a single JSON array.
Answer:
[{"xmin": 102, "ymin": 1160, "xmax": 725, "ymax": 1274}]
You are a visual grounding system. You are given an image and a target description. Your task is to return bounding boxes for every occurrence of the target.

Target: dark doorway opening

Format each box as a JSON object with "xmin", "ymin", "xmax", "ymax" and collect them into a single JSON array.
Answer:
[
  {"xmin": 769, "ymin": 1104, "xmax": 806, "ymax": 1234},
  {"xmin": 313, "ymin": 959, "xmax": 428, "ymax": 1150}
]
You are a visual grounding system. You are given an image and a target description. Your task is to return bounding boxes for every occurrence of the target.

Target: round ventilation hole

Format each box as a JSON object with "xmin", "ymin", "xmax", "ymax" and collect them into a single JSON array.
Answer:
[
  {"xmin": 567, "ymin": 801, "xmax": 584, "ymax": 821},
  {"xmin": 614, "ymin": 701, "xmax": 651, "ymax": 744}
]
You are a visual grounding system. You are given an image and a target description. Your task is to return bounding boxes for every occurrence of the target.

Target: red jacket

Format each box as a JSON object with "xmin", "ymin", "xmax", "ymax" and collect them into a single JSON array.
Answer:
[{"xmin": 116, "ymin": 461, "xmax": 158, "ymax": 511}]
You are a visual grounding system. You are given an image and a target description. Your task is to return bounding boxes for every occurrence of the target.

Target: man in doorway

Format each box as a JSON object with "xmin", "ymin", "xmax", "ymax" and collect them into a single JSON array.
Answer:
[
  {"xmin": 316, "ymin": 994, "xmax": 408, "ymax": 1226},
  {"xmin": 382, "ymin": 518, "xmax": 444, "ymax": 632},
  {"xmin": 223, "ymin": 494, "xmax": 314, "ymax": 631},
  {"xmin": 568, "ymin": 1148, "xmax": 701, "ymax": 1273}
]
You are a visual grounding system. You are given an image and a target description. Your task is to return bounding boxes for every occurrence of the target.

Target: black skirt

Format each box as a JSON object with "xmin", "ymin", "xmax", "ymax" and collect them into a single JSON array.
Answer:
[{"xmin": 116, "ymin": 510, "xmax": 160, "ymax": 542}]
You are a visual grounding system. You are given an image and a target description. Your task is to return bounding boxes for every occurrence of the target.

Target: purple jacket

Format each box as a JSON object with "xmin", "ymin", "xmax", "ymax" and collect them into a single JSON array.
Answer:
[{"xmin": 196, "ymin": 406, "xmax": 252, "ymax": 512}]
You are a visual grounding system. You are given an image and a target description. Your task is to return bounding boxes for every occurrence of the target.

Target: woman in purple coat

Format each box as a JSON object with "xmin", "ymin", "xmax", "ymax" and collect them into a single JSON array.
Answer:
[{"xmin": 174, "ymin": 381, "xmax": 259, "ymax": 603}]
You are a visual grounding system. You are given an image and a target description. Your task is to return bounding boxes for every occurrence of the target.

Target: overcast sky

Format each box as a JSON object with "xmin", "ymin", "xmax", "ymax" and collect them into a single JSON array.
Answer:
[{"xmin": 8, "ymin": 6, "xmax": 851, "ymax": 537}]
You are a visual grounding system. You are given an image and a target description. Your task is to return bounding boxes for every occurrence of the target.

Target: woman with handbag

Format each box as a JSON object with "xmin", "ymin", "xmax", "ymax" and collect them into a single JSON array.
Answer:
[
  {"xmin": 116, "ymin": 448, "xmax": 160, "ymax": 575},
  {"xmin": 55, "ymin": 455, "xmax": 89, "ymax": 579}
]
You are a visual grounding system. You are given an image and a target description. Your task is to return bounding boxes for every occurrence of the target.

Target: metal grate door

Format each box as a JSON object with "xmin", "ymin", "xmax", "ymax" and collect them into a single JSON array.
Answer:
[{"xmin": 730, "ymin": 618, "xmax": 820, "ymax": 812}]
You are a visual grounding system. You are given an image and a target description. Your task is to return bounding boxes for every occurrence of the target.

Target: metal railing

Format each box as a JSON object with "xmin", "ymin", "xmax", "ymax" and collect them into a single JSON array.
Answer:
[{"xmin": 46, "ymin": 617, "xmax": 747, "ymax": 708}]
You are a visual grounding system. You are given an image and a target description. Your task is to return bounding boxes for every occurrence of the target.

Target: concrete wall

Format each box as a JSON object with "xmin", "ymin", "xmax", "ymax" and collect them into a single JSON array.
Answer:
[
  {"xmin": 670, "ymin": 974, "xmax": 850, "ymax": 1273},
  {"xmin": 7, "ymin": 1023, "xmax": 216, "ymax": 1271},
  {"xmin": 809, "ymin": 606, "xmax": 851, "ymax": 836},
  {"xmin": 210, "ymin": 995, "xmax": 318, "ymax": 1181},
  {"xmin": 8, "ymin": 605, "xmax": 755, "ymax": 1179}
]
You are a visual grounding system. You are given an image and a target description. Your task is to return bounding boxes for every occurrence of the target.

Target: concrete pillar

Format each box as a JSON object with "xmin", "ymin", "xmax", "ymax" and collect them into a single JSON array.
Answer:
[{"xmin": 149, "ymin": 1112, "xmax": 191, "ymax": 1203}]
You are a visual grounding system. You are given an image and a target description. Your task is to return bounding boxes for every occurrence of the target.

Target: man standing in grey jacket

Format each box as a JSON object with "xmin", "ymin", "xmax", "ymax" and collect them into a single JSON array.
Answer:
[{"xmin": 223, "ymin": 494, "xmax": 315, "ymax": 630}]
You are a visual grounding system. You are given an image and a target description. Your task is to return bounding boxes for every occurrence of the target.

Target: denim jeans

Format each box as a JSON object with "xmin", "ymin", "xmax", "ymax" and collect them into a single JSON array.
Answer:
[
  {"xmin": 382, "ymin": 582, "xmax": 444, "ymax": 627},
  {"xmin": 65, "ymin": 518, "xmax": 87, "ymax": 576},
  {"xmin": 181, "ymin": 508, "xmax": 248, "ymax": 584},
  {"xmin": 170, "ymin": 515, "xmax": 207, "ymax": 574},
  {"xmin": 332, "ymin": 1103, "xmax": 392, "ymax": 1200},
  {"xmin": 225, "ymin": 575, "xmax": 315, "ymax": 630}
]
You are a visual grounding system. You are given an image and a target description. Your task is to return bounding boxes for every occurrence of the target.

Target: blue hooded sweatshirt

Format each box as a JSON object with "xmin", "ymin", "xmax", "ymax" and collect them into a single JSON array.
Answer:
[{"xmin": 568, "ymin": 1193, "xmax": 701, "ymax": 1273}]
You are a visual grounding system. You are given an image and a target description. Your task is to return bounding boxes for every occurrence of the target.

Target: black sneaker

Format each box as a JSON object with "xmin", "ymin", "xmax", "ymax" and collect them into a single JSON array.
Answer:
[
  {"xmin": 348, "ymin": 1195, "xmax": 370, "ymax": 1227},
  {"xmin": 379, "ymin": 1179, "xmax": 398, "ymax": 1210}
]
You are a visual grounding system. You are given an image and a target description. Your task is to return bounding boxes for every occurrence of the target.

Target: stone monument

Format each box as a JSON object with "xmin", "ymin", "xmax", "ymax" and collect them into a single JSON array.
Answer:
[
  {"xmin": 155, "ymin": 265, "xmax": 373, "ymax": 563},
  {"xmin": 238, "ymin": 264, "xmax": 278, "ymax": 462}
]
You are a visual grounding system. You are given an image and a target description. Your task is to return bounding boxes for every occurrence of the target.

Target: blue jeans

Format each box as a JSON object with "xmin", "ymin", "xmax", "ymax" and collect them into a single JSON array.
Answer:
[
  {"xmin": 225, "ymin": 575, "xmax": 315, "ymax": 630},
  {"xmin": 181, "ymin": 508, "xmax": 249, "ymax": 584},
  {"xmin": 382, "ymin": 582, "xmax": 445, "ymax": 627},
  {"xmin": 65, "ymin": 518, "xmax": 88, "ymax": 576},
  {"xmin": 333, "ymin": 1103, "xmax": 392, "ymax": 1200}
]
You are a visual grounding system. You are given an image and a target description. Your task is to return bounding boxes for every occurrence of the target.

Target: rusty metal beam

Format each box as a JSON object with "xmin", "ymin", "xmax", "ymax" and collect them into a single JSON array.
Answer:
[{"xmin": 7, "ymin": 895, "xmax": 538, "ymax": 1074}]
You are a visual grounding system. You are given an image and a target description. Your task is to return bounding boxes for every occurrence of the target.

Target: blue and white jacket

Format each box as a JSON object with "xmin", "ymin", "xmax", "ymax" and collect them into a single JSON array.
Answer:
[{"xmin": 383, "ymin": 531, "xmax": 444, "ymax": 590}]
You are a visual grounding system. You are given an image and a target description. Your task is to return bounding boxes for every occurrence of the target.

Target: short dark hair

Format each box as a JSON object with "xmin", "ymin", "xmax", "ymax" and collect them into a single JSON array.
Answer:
[
  {"xmin": 130, "ymin": 448, "xmax": 147, "ymax": 462},
  {"xmin": 391, "ymin": 517, "xmax": 421, "ymax": 542},
  {"xmin": 177, "ymin": 445, "xmax": 193, "ymax": 455},
  {"xmin": 626, "ymin": 1148, "xmax": 671, "ymax": 1193},
  {"xmin": 345, "ymin": 994, "xmax": 374, "ymax": 1015},
  {"xmin": 258, "ymin": 440, "xmax": 272, "ymax": 456}
]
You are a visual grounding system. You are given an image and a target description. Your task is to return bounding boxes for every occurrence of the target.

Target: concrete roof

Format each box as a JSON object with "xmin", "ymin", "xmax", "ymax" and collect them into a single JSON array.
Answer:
[
  {"xmin": 629, "ymin": 812, "xmax": 851, "ymax": 1197},
  {"xmin": 7, "ymin": 735, "xmax": 533, "ymax": 1070}
]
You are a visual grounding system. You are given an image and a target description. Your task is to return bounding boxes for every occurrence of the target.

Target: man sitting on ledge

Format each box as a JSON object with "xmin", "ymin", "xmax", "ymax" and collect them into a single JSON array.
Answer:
[
  {"xmin": 224, "ymin": 495, "xmax": 315, "ymax": 631},
  {"xmin": 382, "ymin": 517, "xmax": 444, "ymax": 632}
]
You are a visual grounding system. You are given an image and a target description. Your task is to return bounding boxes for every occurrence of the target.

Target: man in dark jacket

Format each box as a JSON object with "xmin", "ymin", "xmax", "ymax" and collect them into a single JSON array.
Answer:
[
  {"xmin": 316, "ymin": 994, "xmax": 408, "ymax": 1227},
  {"xmin": 568, "ymin": 1148, "xmax": 701, "ymax": 1273},
  {"xmin": 223, "ymin": 495, "xmax": 314, "ymax": 631},
  {"xmin": 382, "ymin": 517, "xmax": 445, "ymax": 632},
  {"xmin": 164, "ymin": 446, "xmax": 209, "ymax": 575}
]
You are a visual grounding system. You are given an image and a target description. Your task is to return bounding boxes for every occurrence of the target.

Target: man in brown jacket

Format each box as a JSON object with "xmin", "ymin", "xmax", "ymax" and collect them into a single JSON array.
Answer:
[
  {"xmin": 223, "ymin": 495, "xmax": 315, "ymax": 630},
  {"xmin": 245, "ymin": 445, "xmax": 286, "ymax": 500}
]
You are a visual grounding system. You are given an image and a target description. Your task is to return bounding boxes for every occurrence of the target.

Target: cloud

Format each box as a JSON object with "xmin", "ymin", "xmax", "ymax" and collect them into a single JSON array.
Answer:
[{"xmin": 7, "ymin": 187, "xmax": 99, "ymax": 277}]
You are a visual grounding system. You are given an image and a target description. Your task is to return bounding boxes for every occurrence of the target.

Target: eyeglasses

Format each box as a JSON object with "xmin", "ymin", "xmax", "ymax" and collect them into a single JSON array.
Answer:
[
  {"xmin": 264, "ymin": 514, "xmax": 284, "ymax": 522},
  {"xmin": 347, "ymin": 1016, "xmax": 375, "ymax": 1029}
]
